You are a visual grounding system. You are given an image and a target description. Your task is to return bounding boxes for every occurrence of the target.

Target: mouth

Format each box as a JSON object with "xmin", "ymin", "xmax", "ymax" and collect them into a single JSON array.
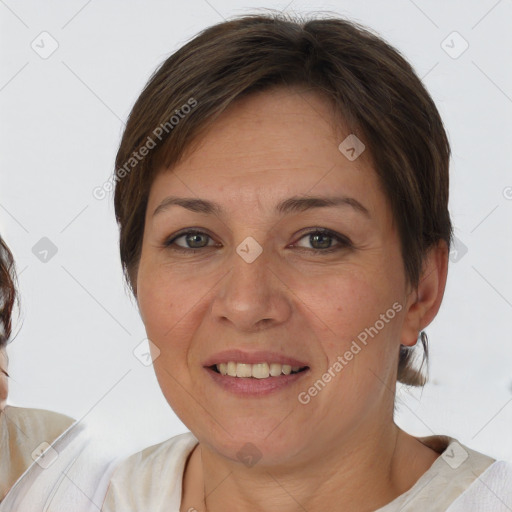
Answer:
[
  {"xmin": 202, "ymin": 350, "xmax": 310, "ymax": 396},
  {"xmin": 208, "ymin": 362, "xmax": 309, "ymax": 378},
  {"xmin": 204, "ymin": 360, "xmax": 310, "ymax": 397}
]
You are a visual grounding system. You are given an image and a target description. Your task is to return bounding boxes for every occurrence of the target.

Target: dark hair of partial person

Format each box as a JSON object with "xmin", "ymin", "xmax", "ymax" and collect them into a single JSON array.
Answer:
[
  {"xmin": 0, "ymin": 236, "xmax": 17, "ymax": 348},
  {"xmin": 111, "ymin": 11, "xmax": 453, "ymax": 386}
]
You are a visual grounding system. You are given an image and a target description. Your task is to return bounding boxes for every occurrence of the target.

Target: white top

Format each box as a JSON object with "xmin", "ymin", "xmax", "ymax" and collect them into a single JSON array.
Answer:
[
  {"xmin": 0, "ymin": 405, "xmax": 75, "ymax": 501},
  {"xmin": 0, "ymin": 407, "xmax": 119, "ymax": 512},
  {"xmin": 102, "ymin": 432, "xmax": 512, "ymax": 511}
]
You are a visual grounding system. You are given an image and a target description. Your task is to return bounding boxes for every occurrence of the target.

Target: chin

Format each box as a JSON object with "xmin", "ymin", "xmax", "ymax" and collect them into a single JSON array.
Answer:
[{"xmin": 193, "ymin": 419, "xmax": 309, "ymax": 468}]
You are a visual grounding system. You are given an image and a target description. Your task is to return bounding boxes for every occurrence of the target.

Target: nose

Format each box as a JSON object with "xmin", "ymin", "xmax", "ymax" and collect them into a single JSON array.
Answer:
[{"xmin": 210, "ymin": 242, "xmax": 292, "ymax": 333}]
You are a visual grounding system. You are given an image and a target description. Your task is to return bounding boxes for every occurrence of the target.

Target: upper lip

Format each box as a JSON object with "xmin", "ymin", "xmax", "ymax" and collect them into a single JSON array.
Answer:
[{"xmin": 203, "ymin": 349, "xmax": 309, "ymax": 368}]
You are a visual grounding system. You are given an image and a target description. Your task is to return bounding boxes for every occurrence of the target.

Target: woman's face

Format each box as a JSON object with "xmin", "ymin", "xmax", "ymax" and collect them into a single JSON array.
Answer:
[{"xmin": 136, "ymin": 87, "xmax": 419, "ymax": 465}]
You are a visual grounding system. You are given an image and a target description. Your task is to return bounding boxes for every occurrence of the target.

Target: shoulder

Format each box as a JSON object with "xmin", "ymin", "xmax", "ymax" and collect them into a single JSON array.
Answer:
[
  {"xmin": 102, "ymin": 432, "xmax": 199, "ymax": 512},
  {"xmin": 1, "ymin": 412, "xmax": 118, "ymax": 512},
  {"xmin": 447, "ymin": 460, "xmax": 512, "ymax": 512},
  {"xmin": 2, "ymin": 405, "xmax": 75, "ymax": 442},
  {"xmin": 417, "ymin": 434, "xmax": 496, "ymax": 476},
  {"xmin": 377, "ymin": 435, "xmax": 498, "ymax": 512},
  {"xmin": 0, "ymin": 406, "xmax": 76, "ymax": 503}
]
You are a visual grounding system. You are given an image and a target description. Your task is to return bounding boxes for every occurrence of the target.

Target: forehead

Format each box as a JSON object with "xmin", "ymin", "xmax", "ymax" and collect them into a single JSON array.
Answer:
[
  {"xmin": 178, "ymin": 87, "xmax": 364, "ymax": 170},
  {"xmin": 148, "ymin": 87, "xmax": 388, "ymax": 221}
]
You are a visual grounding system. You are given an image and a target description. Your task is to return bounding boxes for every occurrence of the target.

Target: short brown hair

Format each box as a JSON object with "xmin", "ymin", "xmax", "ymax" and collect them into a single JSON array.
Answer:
[
  {"xmin": 113, "ymin": 12, "xmax": 453, "ymax": 386},
  {"xmin": 0, "ymin": 237, "xmax": 16, "ymax": 348}
]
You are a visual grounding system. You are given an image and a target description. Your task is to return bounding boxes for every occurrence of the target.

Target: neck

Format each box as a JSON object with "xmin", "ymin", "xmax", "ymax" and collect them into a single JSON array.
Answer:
[{"xmin": 181, "ymin": 421, "xmax": 439, "ymax": 512}]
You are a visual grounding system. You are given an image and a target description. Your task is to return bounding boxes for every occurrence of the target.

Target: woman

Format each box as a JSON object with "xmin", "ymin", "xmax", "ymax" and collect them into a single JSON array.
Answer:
[
  {"xmin": 0, "ymin": 236, "xmax": 77, "ymax": 503},
  {"xmin": 102, "ymin": 12, "xmax": 512, "ymax": 511},
  {"xmin": 0, "ymin": 236, "xmax": 117, "ymax": 510}
]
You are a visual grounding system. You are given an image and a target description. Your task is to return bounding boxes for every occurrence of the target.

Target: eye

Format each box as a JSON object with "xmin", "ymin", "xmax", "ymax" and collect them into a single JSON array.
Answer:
[
  {"xmin": 292, "ymin": 228, "xmax": 352, "ymax": 253},
  {"xmin": 163, "ymin": 227, "xmax": 352, "ymax": 255},
  {"xmin": 164, "ymin": 229, "xmax": 218, "ymax": 253}
]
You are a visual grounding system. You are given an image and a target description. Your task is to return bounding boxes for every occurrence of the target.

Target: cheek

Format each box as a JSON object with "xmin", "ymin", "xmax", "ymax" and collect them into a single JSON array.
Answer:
[
  {"xmin": 136, "ymin": 268, "xmax": 196, "ymax": 414},
  {"xmin": 305, "ymin": 278, "xmax": 403, "ymax": 410},
  {"xmin": 137, "ymin": 258, "xmax": 181, "ymax": 336},
  {"xmin": 0, "ymin": 376, "xmax": 7, "ymax": 409},
  {"xmin": 301, "ymin": 269, "xmax": 404, "ymax": 391},
  {"xmin": 314, "ymin": 273, "xmax": 399, "ymax": 339},
  {"xmin": 136, "ymin": 262, "xmax": 207, "ymax": 365}
]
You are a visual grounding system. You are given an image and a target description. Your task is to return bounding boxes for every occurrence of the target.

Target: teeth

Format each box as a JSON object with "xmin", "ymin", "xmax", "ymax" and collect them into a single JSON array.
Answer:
[
  {"xmin": 227, "ymin": 361, "xmax": 237, "ymax": 376},
  {"xmin": 269, "ymin": 363, "xmax": 282, "ymax": 377},
  {"xmin": 236, "ymin": 363, "xmax": 252, "ymax": 378},
  {"xmin": 215, "ymin": 362, "xmax": 305, "ymax": 378},
  {"xmin": 252, "ymin": 363, "xmax": 269, "ymax": 379}
]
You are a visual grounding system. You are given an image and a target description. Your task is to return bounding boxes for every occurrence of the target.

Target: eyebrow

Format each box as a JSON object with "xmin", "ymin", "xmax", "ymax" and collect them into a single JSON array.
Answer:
[{"xmin": 153, "ymin": 194, "xmax": 371, "ymax": 218}]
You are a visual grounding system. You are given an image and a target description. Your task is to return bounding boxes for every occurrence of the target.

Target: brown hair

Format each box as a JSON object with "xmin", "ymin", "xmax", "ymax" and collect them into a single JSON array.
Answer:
[
  {"xmin": 0, "ymin": 236, "xmax": 16, "ymax": 348},
  {"xmin": 113, "ymin": 12, "xmax": 452, "ymax": 386}
]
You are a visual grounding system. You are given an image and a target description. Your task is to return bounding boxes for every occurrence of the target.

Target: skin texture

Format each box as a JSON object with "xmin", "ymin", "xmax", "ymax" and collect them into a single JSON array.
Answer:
[{"xmin": 135, "ymin": 87, "xmax": 449, "ymax": 512}]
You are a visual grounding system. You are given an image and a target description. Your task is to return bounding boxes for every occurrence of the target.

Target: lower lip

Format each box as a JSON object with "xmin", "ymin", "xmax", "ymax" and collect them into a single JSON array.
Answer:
[{"xmin": 205, "ymin": 367, "xmax": 309, "ymax": 396}]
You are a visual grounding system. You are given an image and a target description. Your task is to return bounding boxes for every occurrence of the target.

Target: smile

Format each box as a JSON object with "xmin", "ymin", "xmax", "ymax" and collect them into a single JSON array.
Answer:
[{"xmin": 211, "ymin": 362, "xmax": 308, "ymax": 379}]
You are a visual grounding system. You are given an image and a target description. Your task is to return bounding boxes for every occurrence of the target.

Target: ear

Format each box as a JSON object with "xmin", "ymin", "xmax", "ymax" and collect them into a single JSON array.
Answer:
[{"xmin": 400, "ymin": 240, "xmax": 449, "ymax": 347}]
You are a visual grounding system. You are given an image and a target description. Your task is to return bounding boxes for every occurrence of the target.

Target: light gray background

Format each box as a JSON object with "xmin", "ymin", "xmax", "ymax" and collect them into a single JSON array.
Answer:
[{"xmin": 1, "ymin": 0, "xmax": 511, "ymax": 461}]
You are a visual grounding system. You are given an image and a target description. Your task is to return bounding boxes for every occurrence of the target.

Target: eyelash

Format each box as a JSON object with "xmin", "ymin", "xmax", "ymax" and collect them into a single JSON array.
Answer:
[{"xmin": 163, "ymin": 228, "xmax": 352, "ymax": 255}]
